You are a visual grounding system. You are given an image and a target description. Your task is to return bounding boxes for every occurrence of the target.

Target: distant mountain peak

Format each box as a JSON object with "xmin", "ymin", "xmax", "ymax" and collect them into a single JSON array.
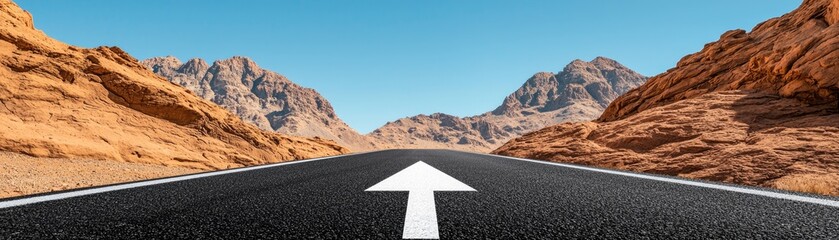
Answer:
[
  {"xmin": 371, "ymin": 56, "xmax": 647, "ymax": 152},
  {"xmin": 143, "ymin": 56, "xmax": 182, "ymax": 72},
  {"xmin": 214, "ymin": 56, "xmax": 255, "ymax": 65},
  {"xmin": 179, "ymin": 58, "xmax": 209, "ymax": 76},
  {"xmin": 591, "ymin": 56, "xmax": 617, "ymax": 64},
  {"xmin": 161, "ymin": 55, "xmax": 182, "ymax": 63},
  {"xmin": 493, "ymin": 57, "xmax": 647, "ymax": 116},
  {"xmin": 141, "ymin": 56, "xmax": 376, "ymax": 151},
  {"xmin": 183, "ymin": 58, "xmax": 208, "ymax": 67},
  {"xmin": 562, "ymin": 57, "xmax": 628, "ymax": 74},
  {"xmin": 210, "ymin": 56, "xmax": 263, "ymax": 77}
]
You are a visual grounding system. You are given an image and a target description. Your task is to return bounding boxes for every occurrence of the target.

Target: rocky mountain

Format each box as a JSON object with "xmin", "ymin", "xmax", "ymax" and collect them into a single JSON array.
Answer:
[
  {"xmin": 369, "ymin": 57, "xmax": 647, "ymax": 152},
  {"xmin": 141, "ymin": 56, "xmax": 376, "ymax": 151},
  {"xmin": 143, "ymin": 56, "xmax": 644, "ymax": 153},
  {"xmin": 494, "ymin": 0, "xmax": 839, "ymax": 196},
  {"xmin": 0, "ymin": 0, "xmax": 346, "ymax": 172}
]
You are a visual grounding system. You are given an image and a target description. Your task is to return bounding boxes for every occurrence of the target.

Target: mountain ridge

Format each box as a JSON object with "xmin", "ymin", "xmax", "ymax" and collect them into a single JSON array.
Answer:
[
  {"xmin": 146, "ymin": 55, "xmax": 645, "ymax": 152},
  {"xmin": 494, "ymin": 0, "xmax": 839, "ymax": 196},
  {"xmin": 141, "ymin": 56, "xmax": 378, "ymax": 151},
  {"xmin": 369, "ymin": 57, "xmax": 647, "ymax": 152}
]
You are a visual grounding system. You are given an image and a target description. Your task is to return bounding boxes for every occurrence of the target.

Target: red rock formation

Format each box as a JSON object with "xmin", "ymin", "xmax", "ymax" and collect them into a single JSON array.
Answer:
[
  {"xmin": 495, "ymin": 0, "xmax": 839, "ymax": 196},
  {"xmin": 600, "ymin": 0, "xmax": 839, "ymax": 122},
  {"xmin": 0, "ymin": 0, "xmax": 347, "ymax": 171}
]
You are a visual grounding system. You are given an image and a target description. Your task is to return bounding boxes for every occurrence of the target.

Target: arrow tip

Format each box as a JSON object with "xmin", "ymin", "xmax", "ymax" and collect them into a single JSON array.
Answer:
[{"xmin": 366, "ymin": 161, "xmax": 476, "ymax": 192}]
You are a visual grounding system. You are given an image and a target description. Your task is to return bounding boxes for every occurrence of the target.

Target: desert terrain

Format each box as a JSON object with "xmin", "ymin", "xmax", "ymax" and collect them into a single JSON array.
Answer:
[
  {"xmin": 495, "ymin": 0, "xmax": 839, "ymax": 196},
  {"xmin": 0, "ymin": 0, "xmax": 346, "ymax": 197}
]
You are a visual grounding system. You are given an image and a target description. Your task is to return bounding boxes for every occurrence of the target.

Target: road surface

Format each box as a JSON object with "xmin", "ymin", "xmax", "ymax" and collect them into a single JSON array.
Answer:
[{"xmin": 0, "ymin": 149, "xmax": 837, "ymax": 239}]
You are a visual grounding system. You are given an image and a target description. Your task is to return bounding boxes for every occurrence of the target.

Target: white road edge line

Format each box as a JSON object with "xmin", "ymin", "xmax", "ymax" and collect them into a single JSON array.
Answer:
[
  {"xmin": 0, "ymin": 151, "xmax": 380, "ymax": 209},
  {"xmin": 482, "ymin": 153, "xmax": 839, "ymax": 208}
]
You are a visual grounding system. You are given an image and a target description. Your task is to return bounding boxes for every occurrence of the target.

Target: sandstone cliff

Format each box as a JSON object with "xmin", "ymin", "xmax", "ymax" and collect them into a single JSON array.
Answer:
[
  {"xmin": 142, "ymin": 56, "xmax": 377, "ymax": 151},
  {"xmin": 494, "ymin": 0, "xmax": 839, "ymax": 196},
  {"xmin": 0, "ymin": 0, "xmax": 347, "ymax": 171},
  {"xmin": 370, "ymin": 57, "xmax": 646, "ymax": 152},
  {"xmin": 600, "ymin": 0, "xmax": 839, "ymax": 121}
]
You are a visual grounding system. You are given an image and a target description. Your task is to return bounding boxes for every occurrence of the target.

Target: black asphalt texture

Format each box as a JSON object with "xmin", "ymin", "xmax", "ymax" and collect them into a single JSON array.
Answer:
[{"xmin": 0, "ymin": 149, "xmax": 837, "ymax": 239}]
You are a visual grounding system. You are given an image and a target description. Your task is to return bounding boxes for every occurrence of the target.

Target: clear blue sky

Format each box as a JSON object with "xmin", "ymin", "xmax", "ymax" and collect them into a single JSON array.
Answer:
[{"xmin": 17, "ymin": 1, "xmax": 799, "ymax": 133}]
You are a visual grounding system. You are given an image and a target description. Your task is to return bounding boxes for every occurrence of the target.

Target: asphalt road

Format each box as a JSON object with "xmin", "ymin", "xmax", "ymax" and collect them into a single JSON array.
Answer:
[{"xmin": 0, "ymin": 149, "xmax": 837, "ymax": 239}]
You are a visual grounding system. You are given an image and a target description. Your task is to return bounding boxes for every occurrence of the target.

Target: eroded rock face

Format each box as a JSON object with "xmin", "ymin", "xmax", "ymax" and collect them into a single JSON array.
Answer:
[
  {"xmin": 141, "ymin": 56, "xmax": 376, "ymax": 151},
  {"xmin": 600, "ymin": 0, "xmax": 839, "ymax": 122},
  {"xmin": 494, "ymin": 0, "xmax": 839, "ymax": 196},
  {"xmin": 0, "ymin": 0, "xmax": 347, "ymax": 170},
  {"xmin": 494, "ymin": 91, "xmax": 839, "ymax": 195},
  {"xmin": 370, "ymin": 57, "xmax": 646, "ymax": 152}
]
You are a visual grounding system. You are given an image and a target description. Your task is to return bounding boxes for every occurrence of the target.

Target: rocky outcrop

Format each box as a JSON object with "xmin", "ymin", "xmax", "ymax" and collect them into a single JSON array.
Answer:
[
  {"xmin": 142, "ymin": 56, "xmax": 377, "ymax": 151},
  {"xmin": 600, "ymin": 0, "xmax": 839, "ymax": 122},
  {"xmin": 368, "ymin": 113, "xmax": 511, "ymax": 152},
  {"xmin": 0, "ymin": 0, "xmax": 347, "ymax": 170},
  {"xmin": 494, "ymin": 0, "xmax": 839, "ymax": 196},
  {"xmin": 494, "ymin": 91, "xmax": 839, "ymax": 196},
  {"xmin": 371, "ymin": 57, "xmax": 646, "ymax": 152}
]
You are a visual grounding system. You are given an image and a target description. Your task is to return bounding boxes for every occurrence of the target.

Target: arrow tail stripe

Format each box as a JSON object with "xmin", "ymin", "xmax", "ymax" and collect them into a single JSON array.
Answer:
[{"xmin": 403, "ymin": 191, "xmax": 440, "ymax": 239}]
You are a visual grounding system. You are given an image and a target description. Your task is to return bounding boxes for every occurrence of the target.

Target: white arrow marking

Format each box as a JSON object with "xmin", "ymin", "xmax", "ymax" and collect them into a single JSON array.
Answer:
[{"xmin": 366, "ymin": 161, "xmax": 476, "ymax": 239}]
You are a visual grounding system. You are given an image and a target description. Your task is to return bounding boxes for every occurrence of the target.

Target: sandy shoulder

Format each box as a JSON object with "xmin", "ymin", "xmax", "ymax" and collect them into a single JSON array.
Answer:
[{"xmin": 0, "ymin": 151, "xmax": 201, "ymax": 199}]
